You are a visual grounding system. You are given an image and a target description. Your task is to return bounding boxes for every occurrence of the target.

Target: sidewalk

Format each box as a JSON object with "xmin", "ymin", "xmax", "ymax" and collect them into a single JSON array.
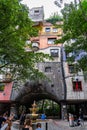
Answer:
[
  {"xmin": 51, "ymin": 119, "xmax": 87, "ymax": 130},
  {"xmin": 11, "ymin": 119, "xmax": 87, "ymax": 130}
]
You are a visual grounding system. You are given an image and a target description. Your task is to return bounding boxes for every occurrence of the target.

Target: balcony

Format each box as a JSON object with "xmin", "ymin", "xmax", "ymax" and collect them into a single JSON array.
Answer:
[
  {"xmin": 32, "ymin": 42, "xmax": 39, "ymax": 51},
  {"xmin": 1, "ymin": 73, "xmax": 12, "ymax": 83}
]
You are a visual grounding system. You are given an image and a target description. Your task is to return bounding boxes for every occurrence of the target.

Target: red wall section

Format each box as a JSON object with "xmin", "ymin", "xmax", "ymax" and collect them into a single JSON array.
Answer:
[{"xmin": 0, "ymin": 82, "xmax": 13, "ymax": 102}]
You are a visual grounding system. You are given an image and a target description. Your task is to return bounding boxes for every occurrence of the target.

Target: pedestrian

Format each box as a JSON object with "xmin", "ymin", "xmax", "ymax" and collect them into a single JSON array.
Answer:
[
  {"xmin": 3, "ymin": 112, "xmax": 8, "ymax": 120},
  {"xmin": 36, "ymin": 123, "xmax": 42, "ymax": 130},
  {"xmin": 0, "ymin": 114, "xmax": 6, "ymax": 129},
  {"xmin": 1, "ymin": 118, "xmax": 11, "ymax": 130},
  {"xmin": 22, "ymin": 119, "xmax": 33, "ymax": 130},
  {"xmin": 9, "ymin": 112, "xmax": 15, "ymax": 121},
  {"xmin": 20, "ymin": 111, "xmax": 26, "ymax": 126},
  {"xmin": 40, "ymin": 113, "xmax": 46, "ymax": 120}
]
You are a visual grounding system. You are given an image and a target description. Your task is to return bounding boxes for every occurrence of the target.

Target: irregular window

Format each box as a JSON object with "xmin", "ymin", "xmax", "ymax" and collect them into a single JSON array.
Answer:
[
  {"xmin": 53, "ymin": 28, "xmax": 58, "ymax": 32},
  {"xmin": 50, "ymin": 49, "xmax": 59, "ymax": 57},
  {"xmin": 0, "ymin": 83, "xmax": 5, "ymax": 91},
  {"xmin": 68, "ymin": 65, "xmax": 75, "ymax": 73},
  {"xmin": 48, "ymin": 38, "xmax": 56, "ymax": 44},
  {"xmin": 72, "ymin": 81, "xmax": 82, "ymax": 91},
  {"xmin": 45, "ymin": 67, "xmax": 51, "ymax": 72},
  {"xmin": 45, "ymin": 28, "xmax": 51, "ymax": 32},
  {"xmin": 34, "ymin": 10, "xmax": 39, "ymax": 15}
]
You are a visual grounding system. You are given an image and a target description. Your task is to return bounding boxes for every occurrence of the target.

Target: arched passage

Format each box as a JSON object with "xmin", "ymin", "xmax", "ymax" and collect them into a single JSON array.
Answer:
[
  {"xmin": 11, "ymin": 61, "xmax": 66, "ymax": 119},
  {"xmin": 15, "ymin": 80, "xmax": 63, "ymax": 104},
  {"xmin": 11, "ymin": 79, "xmax": 66, "ymax": 119}
]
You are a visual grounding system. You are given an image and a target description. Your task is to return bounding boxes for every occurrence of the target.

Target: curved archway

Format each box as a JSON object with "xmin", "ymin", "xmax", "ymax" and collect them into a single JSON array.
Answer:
[{"xmin": 15, "ymin": 79, "xmax": 63, "ymax": 105}]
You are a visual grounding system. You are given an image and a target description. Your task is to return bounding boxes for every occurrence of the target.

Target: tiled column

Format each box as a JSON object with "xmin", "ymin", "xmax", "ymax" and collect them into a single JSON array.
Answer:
[{"xmin": 61, "ymin": 103, "xmax": 67, "ymax": 120}]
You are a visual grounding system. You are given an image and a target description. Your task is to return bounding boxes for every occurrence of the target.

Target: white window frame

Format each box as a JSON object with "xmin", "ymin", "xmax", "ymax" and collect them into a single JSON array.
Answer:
[
  {"xmin": 48, "ymin": 38, "xmax": 56, "ymax": 44},
  {"xmin": 53, "ymin": 28, "xmax": 58, "ymax": 32},
  {"xmin": 50, "ymin": 49, "xmax": 59, "ymax": 57},
  {"xmin": 45, "ymin": 27, "xmax": 51, "ymax": 32}
]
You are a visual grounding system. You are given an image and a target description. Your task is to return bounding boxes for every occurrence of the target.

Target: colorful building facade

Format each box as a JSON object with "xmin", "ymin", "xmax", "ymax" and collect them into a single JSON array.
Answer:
[{"xmin": 0, "ymin": 6, "xmax": 87, "ymax": 119}]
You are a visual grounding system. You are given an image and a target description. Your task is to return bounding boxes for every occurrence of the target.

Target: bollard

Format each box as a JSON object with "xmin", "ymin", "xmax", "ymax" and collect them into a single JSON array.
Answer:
[{"xmin": 46, "ymin": 122, "xmax": 48, "ymax": 130}]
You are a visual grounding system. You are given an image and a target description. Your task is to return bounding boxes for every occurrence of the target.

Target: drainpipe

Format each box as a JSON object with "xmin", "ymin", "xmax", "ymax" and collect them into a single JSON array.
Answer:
[
  {"xmin": 60, "ymin": 46, "xmax": 67, "ymax": 120},
  {"xmin": 61, "ymin": 46, "xmax": 67, "ymax": 100}
]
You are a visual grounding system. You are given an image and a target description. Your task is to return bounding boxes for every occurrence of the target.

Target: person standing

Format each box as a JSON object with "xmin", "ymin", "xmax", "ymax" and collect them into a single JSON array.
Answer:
[
  {"xmin": 1, "ymin": 118, "xmax": 11, "ymax": 130},
  {"xmin": 41, "ymin": 113, "xmax": 46, "ymax": 120},
  {"xmin": 22, "ymin": 119, "xmax": 33, "ymax": 130},
  {"xmin": 36, "ymin": 123, "xmax": 42, "ymax": 130},
  {"xmin": 0, "ymin": 114, "xmax": 6, "ymax": 129},
  {"xmin": 20, "ymin": 111, "xmax": 26, "ymax": 126}
]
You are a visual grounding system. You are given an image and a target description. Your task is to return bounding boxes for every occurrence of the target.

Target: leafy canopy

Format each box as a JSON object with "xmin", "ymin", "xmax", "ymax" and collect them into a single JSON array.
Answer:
[
  {"xmin": 57, "ymin": 0, "xmax": 87, "ymax": 71},
  {"xmin": 0, "ymin": 0, "xmax": 50, "ymax": 82},
  {"xmin": 46, "ymin": 13, "xmax": 63, "ymax": 24}
]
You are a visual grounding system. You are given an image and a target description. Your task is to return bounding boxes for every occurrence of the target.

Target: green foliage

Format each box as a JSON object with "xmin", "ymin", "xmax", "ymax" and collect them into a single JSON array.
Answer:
[
  {"xmin": 60, "ymin": 0, "xmax": 87, "ymax": 71},
  {"xmin": 0, "ymin": 0, "xmax": 50, "ymax": 82},
  {"xmin": 46, "ymin": 13, "xmax": 63, "ymax": 24},
  {"xmin": 37, "ymin": 99, "xmax": 60, "ymax": 117},
  {"xmin": 45, "ymin": 105, "xmax": 60, "ymax": 116},
  {"xmin": 0, "ymin": 83, "xmax": 5, "ymax": 91}
]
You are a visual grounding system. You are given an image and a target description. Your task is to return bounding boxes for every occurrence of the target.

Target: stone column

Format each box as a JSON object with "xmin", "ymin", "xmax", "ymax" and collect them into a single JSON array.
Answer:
[
  {"xmin": 10, "ymin": 104, "xmax": 18, "ymax": 119},
  {"xmin": 61, "ymin": 103, "xmax": 67, "ymax": 120}
]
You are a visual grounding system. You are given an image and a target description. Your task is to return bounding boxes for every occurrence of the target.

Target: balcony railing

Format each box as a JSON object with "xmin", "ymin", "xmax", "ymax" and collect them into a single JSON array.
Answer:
[
  {"xmin": 32, "ymin": 42, "xmax": 39, "ymax": 51},
  {"xmin": 0, "ymin": 73, "xmax": 12, "ymax": 83}
]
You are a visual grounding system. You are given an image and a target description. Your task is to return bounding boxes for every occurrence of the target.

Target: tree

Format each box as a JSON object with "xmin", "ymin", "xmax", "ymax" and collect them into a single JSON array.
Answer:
[
  {"xmin": 46, "ymin": 13, "xmax": 63, "ymax": 24},
  {"xmin": 0, "ymin": 0, "xmax": 50, "ymax": 82},
  {"xmin": 57, "ymin": 0, "xmax": 87, "ymax": 72}
]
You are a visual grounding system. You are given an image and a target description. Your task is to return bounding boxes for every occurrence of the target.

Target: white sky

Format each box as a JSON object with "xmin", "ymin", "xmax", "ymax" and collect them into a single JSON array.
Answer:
[{"xmin": 22, "ymin": 0, "xmax": 74, "ymax": 19}]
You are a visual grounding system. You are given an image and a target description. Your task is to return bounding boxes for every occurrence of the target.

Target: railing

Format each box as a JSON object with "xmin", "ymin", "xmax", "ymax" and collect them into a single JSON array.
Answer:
[{"xmin": 0, "ymin": 78, "xmax": 12, "ymax": 83}]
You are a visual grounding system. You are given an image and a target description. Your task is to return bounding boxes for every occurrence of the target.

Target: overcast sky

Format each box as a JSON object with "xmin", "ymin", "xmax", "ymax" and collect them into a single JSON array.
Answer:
[{"xmin": 22, "ymin": 0, "xmax": 74, "ymax": 19}]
